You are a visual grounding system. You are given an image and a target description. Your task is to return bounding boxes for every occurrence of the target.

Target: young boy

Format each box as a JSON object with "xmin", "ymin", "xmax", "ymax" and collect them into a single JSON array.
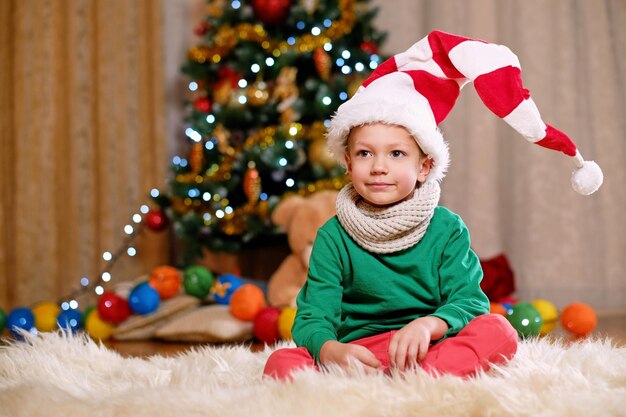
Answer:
[{"xmin": 263, "ymin": 31, "xmax": 602, "ymax": 380}]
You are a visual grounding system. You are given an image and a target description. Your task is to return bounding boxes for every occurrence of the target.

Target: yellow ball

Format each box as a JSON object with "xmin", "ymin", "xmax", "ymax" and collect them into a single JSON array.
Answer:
[
  {"xmin": 85, "ymin": 310, "xmax": 116, "ymax": 340},
  {"xmin": 531, "ymin": 299, "xmax": 559, "ymax": 335},
  {"xmin": 33, "ymin": 302, "xmax": 61, "ymax": 332},
  {"xmin": 278, "ymin": 307, "xmax": 297, "ymax": 340}
]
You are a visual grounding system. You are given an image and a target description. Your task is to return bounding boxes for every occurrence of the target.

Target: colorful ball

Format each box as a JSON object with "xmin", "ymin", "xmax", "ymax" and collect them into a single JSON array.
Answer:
[
  {"xmin": 212, "ymin": 274, "xmax": 244, "ymax": 305},
  {"xmin": 6, "ymin": 307, "xmax": 35, "ymax": 336},
  {"xmin": 128, "ymin": 282, "xmax": 161, "ymax": 315},
  {"xmin": 32, "ymin": 301, "xmax": 61, "ymax": 332},
  {"xmin": 145, "ymin": 209, "xmax": 169, "ymax": 231},
  {"xmin": 560, "ymin": 302, "xmax": 597, "ymax": 336},
  {"xmin": 56, "ymin": 309, "xmax": 83, "ymax": 333},
  {"xmin": 183, "ymin": 265, "xmax": 215, "ymax": 299},
  {"xmin": 97, "ymin": 292, "xmax": 131, "ymax": 324},
  {"xmin": 0, "ymin": 308, "xmax": 6, "ymax": 332},
  {"xmin": 229, "ymin": 284, "xmax": 266, "ymax": 321},
  {"xmin": 85, "ymin": 310, "xmax": 116, "ymax": 340},
  {"xmin": 506, "ymin": 302, "xmax": 543, "ymax": 338},
  {"xmin": 253, "ymin": 307, "xmax": 281, "ymax": 344},
  {"xmin": 531, "ymin": 299, "xmax": 559, "ymax": 335},
  {"xmin": 278, "ymin": 307, "xmax": 297, "ymax": 340},
  {"xmin": 489, "ymin": 302, "xmax": 508, "ymax": 316},
  {"xmin": 149, "ymin": 266, "xmax": 182, "ymax": 300}
]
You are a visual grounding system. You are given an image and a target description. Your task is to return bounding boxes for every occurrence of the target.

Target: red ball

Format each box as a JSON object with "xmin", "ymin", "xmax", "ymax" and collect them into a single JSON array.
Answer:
[
  {"xmin": 253, "ymin": 307, "xmax": 281, "ymax": 344},
  {"xmin": 145, "ymin": 209, "xmax": 168, "ymax": 232},
  {"xmin": 360, "ymin": 40, "xmax": 378, "ymax": 55},
  {"xmin": 194, "ymin": 21, "xmax": 209, "ymax": 36},
  {"xmin": 97, "ymin": 292, "xmax": 131, "ymax": 325},
  {"xmin": 251, "ymin": 0, "xmax": 292, "ymax": 25},
  {"xmin": 561, "ymin": 302, "xmax": 597, "ymax": 336},
  {"xmin": 193, "ymin": 97, "xmax": 212, "ymax": 113}
]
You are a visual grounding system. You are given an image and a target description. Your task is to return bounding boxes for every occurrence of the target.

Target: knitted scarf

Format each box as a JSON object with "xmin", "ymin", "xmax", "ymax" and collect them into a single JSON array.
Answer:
[{"xmin": 335, "ymin": 181, "xmax": 441, "ymax": 254}]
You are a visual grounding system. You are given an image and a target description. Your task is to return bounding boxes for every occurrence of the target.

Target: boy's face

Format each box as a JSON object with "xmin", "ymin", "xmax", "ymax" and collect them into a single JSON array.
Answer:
[{"xmin": 344, "ymin": 124, "xmax": 432, "ymax": 207}]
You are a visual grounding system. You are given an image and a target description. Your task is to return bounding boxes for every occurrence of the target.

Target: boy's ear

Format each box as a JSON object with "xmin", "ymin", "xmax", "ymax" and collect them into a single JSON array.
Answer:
[
  {"xmin": 344, "ymin": 152, "xmax": 352, "ymax": 174},
  {"xmin": 417, "ymin": 157, "xmax": 433, "ymax": 183}
]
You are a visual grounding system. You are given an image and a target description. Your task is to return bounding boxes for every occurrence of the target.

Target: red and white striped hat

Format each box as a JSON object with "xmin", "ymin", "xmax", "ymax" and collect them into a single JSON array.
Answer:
[{"xmin": 327, "ymin": 30, "xmax": 603, "ymax": 195}]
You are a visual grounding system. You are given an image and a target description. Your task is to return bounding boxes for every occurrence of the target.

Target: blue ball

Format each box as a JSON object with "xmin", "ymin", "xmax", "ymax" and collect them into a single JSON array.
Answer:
[
  {"xmin": 212, "ymin": 274, "xmax": 244, "ymax": 304},
  {"xmin": 57, "ymin": 309, "xmax": 83, "ymax": 333},
  {"xmin": 128, "ymin": 282, "xmax": 161, "ymax": 315},
  {"xmin": 7, "ymin": 307, "xmax": 35, "ymax": 336}
]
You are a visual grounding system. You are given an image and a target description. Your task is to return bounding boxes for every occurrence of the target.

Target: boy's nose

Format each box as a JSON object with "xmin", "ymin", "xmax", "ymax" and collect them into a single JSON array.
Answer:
[{"xmin": 371, "ymin": 157, "xmax": 388, "ymax": 174}]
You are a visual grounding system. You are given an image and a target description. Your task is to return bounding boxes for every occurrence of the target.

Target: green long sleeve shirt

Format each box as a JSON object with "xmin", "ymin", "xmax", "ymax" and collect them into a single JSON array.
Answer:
[{"xmin": 292, "ymin": 206, "xmax": 489, "ymax": 361}]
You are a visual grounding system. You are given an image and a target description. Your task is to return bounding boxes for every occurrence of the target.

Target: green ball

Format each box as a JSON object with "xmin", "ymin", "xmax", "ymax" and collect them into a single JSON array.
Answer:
[
  {"xmin": 183, "ymin": 266, "xmax": 215, "ymax": 299},
  {"xmin": 0, "ymin": 308, "xmax": 6, "ymax": 332},
  {"xmin": 506, "ymin": 302, "xmax": 543, "ymax": 338}
]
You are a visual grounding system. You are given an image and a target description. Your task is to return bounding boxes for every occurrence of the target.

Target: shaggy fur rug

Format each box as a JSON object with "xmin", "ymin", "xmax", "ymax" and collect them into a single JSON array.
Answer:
[{"xmin": 0, "ymin": 332, "xmax": 624, "ymax": 417}]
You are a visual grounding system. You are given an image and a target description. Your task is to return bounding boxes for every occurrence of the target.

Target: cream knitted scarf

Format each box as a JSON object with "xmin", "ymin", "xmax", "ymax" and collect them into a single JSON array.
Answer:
[{"xmin": 336, "ymin": 181, "xmax": 441, "ymax": 253}]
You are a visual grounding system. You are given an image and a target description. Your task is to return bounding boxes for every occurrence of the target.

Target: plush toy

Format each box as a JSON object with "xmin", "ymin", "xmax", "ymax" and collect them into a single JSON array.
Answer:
[{"xmin": 267, "ymin": 190, "xmax": 338, "ymax": 307}]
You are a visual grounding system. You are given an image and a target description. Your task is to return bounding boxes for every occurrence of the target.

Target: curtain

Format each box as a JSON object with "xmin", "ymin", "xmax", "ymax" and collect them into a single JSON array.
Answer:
[
  {"xmin": 372, "ymin": 0, "xmax": 626, "ymax": 310},
  {"xmin": 0, "ymin": 0, "xmax": 170, "ymax": 310}
]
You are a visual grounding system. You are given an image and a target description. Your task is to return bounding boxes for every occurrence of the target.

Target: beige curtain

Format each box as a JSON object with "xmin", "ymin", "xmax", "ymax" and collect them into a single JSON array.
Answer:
[
  {"xmin": 0, "ymin": 0, "xmax": 170, "ymax": 310},
  {"xmin": 373, "ymin": 0, "xmax": 626, "ymax": 311}
]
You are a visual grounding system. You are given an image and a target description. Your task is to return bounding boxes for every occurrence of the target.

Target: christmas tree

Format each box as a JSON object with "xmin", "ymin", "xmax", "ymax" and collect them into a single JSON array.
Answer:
[{"xmin": 159, "ymin": 0, "xmax": 386, "ymax": 262}]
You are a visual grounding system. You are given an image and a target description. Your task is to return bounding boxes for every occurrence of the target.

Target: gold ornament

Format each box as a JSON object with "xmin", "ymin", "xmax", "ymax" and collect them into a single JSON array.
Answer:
[
  {"xmin": 213, "ymin": 81, "xmax": 233, "ymax": 105},
  {"xmin": 243, "ymin": 161, "xmax": 262, "ymax": 203},
  {"xmin": 213, "ymin": 124, "xmax": 235, "ymax": 156},
  {"xmin": 189, "ymin": 142, "xmax": 204, "ymax": 174},
  {"xmin": 309, "ymin": 137, "xmax": 336, "ymax": 170},
  {"xmin": 313, "ymin": 47, "xmax": 331, "ymax": 80},
  {"xmin": 273, "ymin": 67, "xmax": 301, "ymax": 124},
  {"xmin": 247, "ymin": 81, "xmax": 270, "ymax": 106}
]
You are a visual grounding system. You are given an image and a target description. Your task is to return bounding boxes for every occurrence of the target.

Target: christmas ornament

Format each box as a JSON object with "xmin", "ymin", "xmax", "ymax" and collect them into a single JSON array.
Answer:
[
  {"xmin": 252, "ymin": 0, "xmax": 293, "ymax": 25},
  {"xmin": 189, "ymin": 142, "xmax": 205, "ymax": 174},
  {"xmin": 489, "ymin": 302, "xmax": 508, "ymax": 316},
  {"xmin": 253, "ymin": 307, "xmax": 281, "ymax": 343},
  {"xmin": 360, "ymin": 40, "xmax": 378, "ymax": 55},
  {"xmin": 97, "ymin": 292, "xmax": 131, "ymax": 325},
  {"xmin": 206, "ymin": 0, "xmax": 225, "ymax": 18},
  {"xmin": 6, "ymin": 307, "xmax": 35, "ymax": 336},
  {"xmin": 193, "ymin": 97, "xmax": 212, "ymax": 113},
  {"xmin": 229, "ymin": 284, "xmax": 266, "ymax": 321},
  {"xmin": 560, "ymin": 302, "xmax": 597, "ymax": 336},
  {"xmin": 213, "ymin": 80, "xmax": 233, "ymax": 105},
  {"xmin": 243, "ymin": 161, "xmax": 262, "ymax": 202},
  {"xmin": 313, "ymin": 48, "xmax": 331, "ymax": 80},
  {"xmin": 128, "ymin": 282, "xmax": 161, "ymax": 315},
  {"xmin": 308, "ymin": 137, "xmax": 336, "ymax": 169},
  {"xmin": 85, "ymin": 310, "xmax": 115, "ymax": 340},
  {"xmin": 213, "ymin": 124, "xmax": 235, "ymax": 156},
  {"xmin": 146, "ymin": 209, "xmax": 169, "ymax": 231},
  {"xmin": 247, "ymin": 81, "xmax": 270, "ymax": 106},
  {"xmin": 183, "ymin": 265, "xmax": 215, "ymax": 299},
  {"xmin": 212, "ymin": 274, "xmax": 244, "ymax": 304},
  {"xmin": 149, "ymin": 266, "xmax": 182, "ymax": 300},
  {"xmin": 531, "ymin": 299, "xmax": 559, "ymax": 335},
  {"xmin": 33, "ymin": 302, "xmax": 61, "ymax": 332},
  {"xmin": 300, "ymin": 0, "xmax": 319, "ymax": 14},
  {"xmin": 56, "ymin": 309, "xmax": 83, "ymax": 333},
  {"xmin": 194, "ymin": 21, "xmax": 209, "ymax": 36},
  {"xmin": 506, "ymin": 302, "xmax": 542, "ymax": 338},
  {"xmin": 278, "ymin": 306, "xmax": 297, "ymax": 340}
]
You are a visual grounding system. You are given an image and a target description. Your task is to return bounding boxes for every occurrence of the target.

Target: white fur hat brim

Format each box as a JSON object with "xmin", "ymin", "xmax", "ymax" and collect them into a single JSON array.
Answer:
[{"xmin": 327, "ymin": 72, "xmax": 450, "ymax": 183}]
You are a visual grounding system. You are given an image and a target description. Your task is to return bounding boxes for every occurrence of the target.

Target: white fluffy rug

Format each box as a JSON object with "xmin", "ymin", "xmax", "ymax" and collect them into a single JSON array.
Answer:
[{"xmin": 0, "ymin": 332, "xmax": 625, "ymax": 417}]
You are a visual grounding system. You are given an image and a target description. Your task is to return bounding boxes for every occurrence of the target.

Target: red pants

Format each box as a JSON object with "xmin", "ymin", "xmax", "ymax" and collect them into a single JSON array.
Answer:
[{"xmin": 263, "ymin": 314, "xmax": 518, "ymax": 380}]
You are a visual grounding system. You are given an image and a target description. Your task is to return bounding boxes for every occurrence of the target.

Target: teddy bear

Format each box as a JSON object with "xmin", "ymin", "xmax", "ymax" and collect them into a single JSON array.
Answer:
[{"xmin": 267, "ymin": 190, "xmax": 338, "ymax": 307}]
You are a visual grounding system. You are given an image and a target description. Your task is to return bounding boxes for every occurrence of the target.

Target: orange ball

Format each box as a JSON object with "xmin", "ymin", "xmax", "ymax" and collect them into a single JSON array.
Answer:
[
  {"xmin": 490, "ymin": 302, "xmax": 508, "ymax": 316},
  {"xmin": 560, "ymin": 302, "xmax": 597, "ymax": 336},
  {"xmin": 149, "ymin": 266, "xmax": 182, "ymax": 300},
  {"xmin": 229, "ymin": 284, "xmax": 266, "ymax": 321}
]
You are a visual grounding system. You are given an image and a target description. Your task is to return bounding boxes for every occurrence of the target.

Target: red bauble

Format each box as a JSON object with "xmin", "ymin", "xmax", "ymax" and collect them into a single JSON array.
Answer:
[
  {"xmin": 145, "ymin": 210, "xmax": 168, "ymax": 232},
  {"xmin": 253, "ymin": 307, "xmax": 281, "ymax": 343},
  {"xmin": 194, "ymin": 21, "xmax": 209, "ymax": 36},
  {"xmin": 193, "ymin": 97, "xmax": 212, "ymax": 113},
  {"xmin": 97, "ymin": 292, "xmax": 131, "ymax": 325},
  {"xmin": 251, "ymin": 0, "xmax": 292, "ymax": 25},
  {"xmin": 360, "ymin": 40, "xmax": 378, "ymax": 55}
]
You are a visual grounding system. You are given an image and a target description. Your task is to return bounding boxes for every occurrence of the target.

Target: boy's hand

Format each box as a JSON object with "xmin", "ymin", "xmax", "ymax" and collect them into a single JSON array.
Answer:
[
  {"xmin": 388, "ymin": 316, "xmax": 448, "ymax": 371},
  {"xmin": 320, "ymin": 340, "xmax": 381, "ymax": 372}
]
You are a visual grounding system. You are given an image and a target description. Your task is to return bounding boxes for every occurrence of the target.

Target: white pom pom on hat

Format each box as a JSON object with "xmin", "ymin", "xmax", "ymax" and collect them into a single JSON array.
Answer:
[{"xmin": 327, "ymin": 30, "xmax": 603, "ymax": 195}]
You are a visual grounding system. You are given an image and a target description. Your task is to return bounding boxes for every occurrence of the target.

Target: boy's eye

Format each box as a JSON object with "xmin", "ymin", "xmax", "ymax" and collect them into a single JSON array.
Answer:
[
  {"xmin": 356, "ymin": 150, "xmax": 371, "ymax": 157},
  {"xmin": 391, "ymin": 150, "xmax": 406, "ymax": 157}
]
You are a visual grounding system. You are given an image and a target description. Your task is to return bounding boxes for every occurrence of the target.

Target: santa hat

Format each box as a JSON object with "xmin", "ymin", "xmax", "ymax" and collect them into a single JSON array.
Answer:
[{"xmin": 327, "ymin": 30, "xmax": 603, "ymax": 195}]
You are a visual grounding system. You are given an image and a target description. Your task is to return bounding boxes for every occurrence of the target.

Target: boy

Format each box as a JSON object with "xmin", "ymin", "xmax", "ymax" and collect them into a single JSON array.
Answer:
[{"xmin": 263, "ymin": 31, "xmax": 602, "ymax": 380}]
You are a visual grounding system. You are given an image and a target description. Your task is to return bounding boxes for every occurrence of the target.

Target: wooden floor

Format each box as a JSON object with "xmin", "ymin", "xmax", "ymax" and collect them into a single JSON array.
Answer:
[{"xmin": 106, "ymin": 312, "xmax": 626, "ymax": 358}]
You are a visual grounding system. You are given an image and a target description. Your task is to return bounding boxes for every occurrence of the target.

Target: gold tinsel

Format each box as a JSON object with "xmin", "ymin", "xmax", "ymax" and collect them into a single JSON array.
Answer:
[{"xmin": 189, "ymin": 142, "xmax": 204, "ymax": 173}]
